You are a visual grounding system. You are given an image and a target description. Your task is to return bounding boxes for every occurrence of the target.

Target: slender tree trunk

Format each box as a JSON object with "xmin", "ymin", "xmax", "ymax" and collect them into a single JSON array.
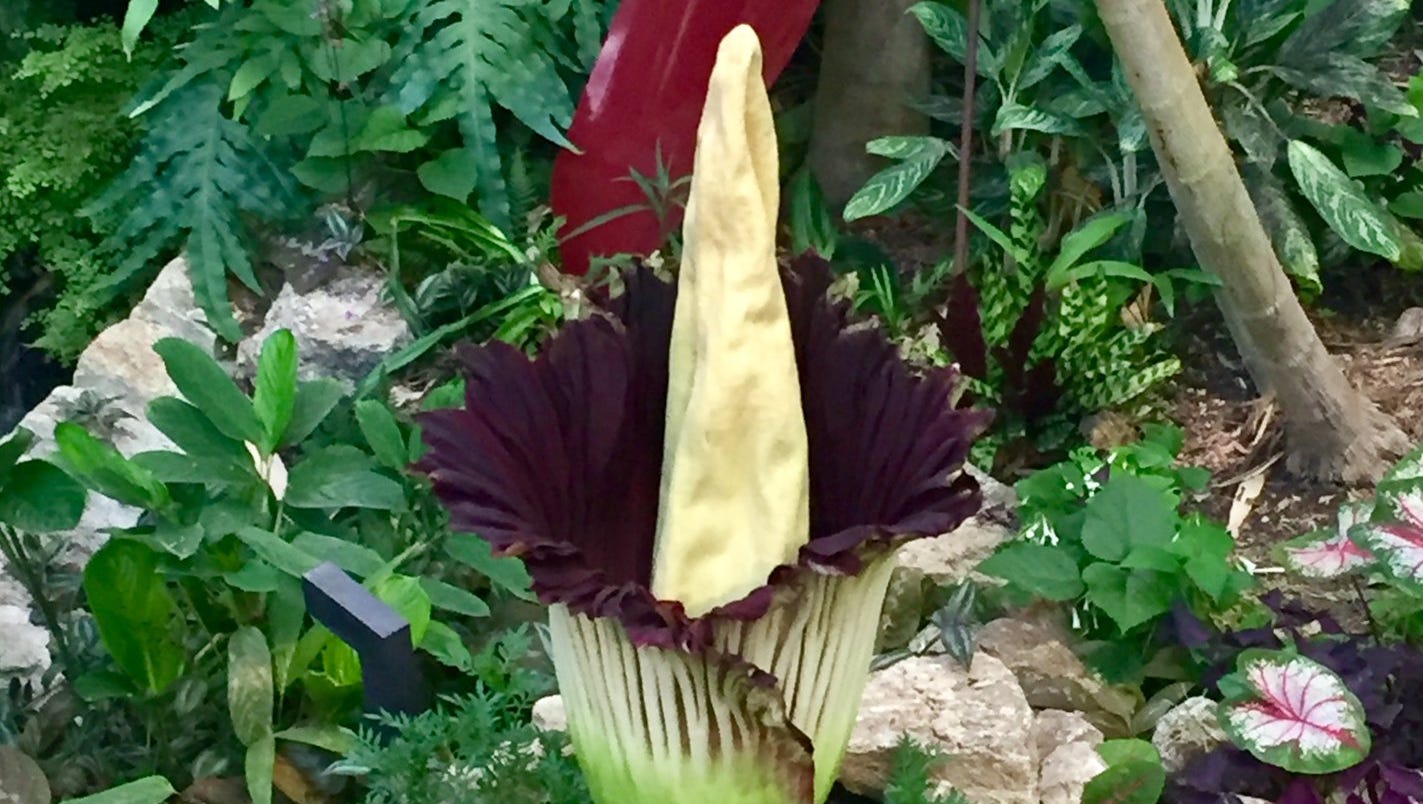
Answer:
[
  {"xmin": 1095, "ymin": 0, "xmax": 1407, "ymax": 482},
  {"xmin": 809, "ymin": 0, "xmax": 930, "ymax": 205}
]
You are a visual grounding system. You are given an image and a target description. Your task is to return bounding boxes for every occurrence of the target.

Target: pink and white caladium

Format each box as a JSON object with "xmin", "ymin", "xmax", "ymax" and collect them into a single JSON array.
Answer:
[
  {"xmin": 1278, "ymin": 500, "xmax": 1375, "ymax": 579},
  {"xmin": 1218, "ymin": 650, "xmax": 1371, "ymax": 774},
  {"xmin": 1350, "ymin": 488, "xmax": 1423, "ymax": 589}
]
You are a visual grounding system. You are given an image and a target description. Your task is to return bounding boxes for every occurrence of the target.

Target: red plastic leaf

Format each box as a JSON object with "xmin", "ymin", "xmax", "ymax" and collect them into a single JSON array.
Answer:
[
  {"xmin": 1218, "ymin": 650, "xmax": 1370, "ymax": 775},
  {"xmin": 550, "ymin": 0, "xmax": 820, "ymax": 275}
]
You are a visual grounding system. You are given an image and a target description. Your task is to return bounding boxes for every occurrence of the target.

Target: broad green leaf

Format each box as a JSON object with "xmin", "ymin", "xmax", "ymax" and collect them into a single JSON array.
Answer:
[
  {"xmin": 255, "ymin": 94, "xmax": 326, "ymax": 137},
  {"xmin": 372, "ymin": 575, "xmax": 432, "ymax": 646},
  {"xmin": 910, "ymin": 1, "xmax": 993, "ymax": 76},
  {"xmin": 1339, "ymin": 131, "xmax": 1405, "ymax": 177},
  {"xmin": 418, "ymin": 147, "xmax": 481, "ymax": 201},
  {"xmin": 131, "ymin": 450, "xmax": 253, "ymax": 487},
  {"xmin": 445, "ymin": 537, "xmax": 536, "ymax": 601},
  {"xmin": 356, "ymin": 105, "xmax": 430, "ymax": 153},
  {"xmin": 842, "ymin": 138, "xmax": 953, "ymax": 222},
  {"xmin": 282, "ymin": 379, "xmax": 345, "ymax": 448},
  {"xmin": 235, "ymin": 528, "xmax": 321, "ymax": 578},
  {"xmin": 977, "ymin": 543, "xmax": 1084, "ymax": 602},
  {"xmin": 227, "ymin": 627, "xmax": 274, "ymax": 747},
  {"xmin": 355, "ymin": 400, "xmax": 409, "ymax": 470},
  {"xmin": 1218, "ymin": 650, "xmax": 1370, "ymax": 774},
  {"xmin": 244, "ymin": 735, "xmax": 275, "ymax": 804},
  {"xmin": 1120, "ymin": 545, "xmax": 1180, "ymax": 573},
  {"xmin": 1247, "ymin": 166, "xmax": 1322, "ymax": 293},
  {"xmin": 149, "ymin": 520, "xmax": 205, "ymax": 560},
  {"xmin": 0, "ymin": 429, "xmax": 34, "ymax": 480},
  {"xmin": 420, "ymin": 620, "xmax": 473, "ymax": 669},
  {"xmin": 1019, "ymin": 24, "xmax": 1081, "ymax": 90},
  {"xmin": 1083, "ymin": 740, "xmax": 1165, "ymax": 804},
  {"xmin": 292, "ymin": 156, "xmax": 356, "ymax": 195},
  {"xmin": 228, "ymin": 53, "xmax": 278, "ymax": 102},
  {"xmin": 225, "ymin": 561, "xmax": 282, "ymax": 593},
  {"xmin": 1081, "ymin": 476, "xmax": 1177, "ymax": 562},
  {"xmin": 72, "ymin": 671, "xmax": 137, "ymax": 703},
  {"xmin": 0, "ymin": 461, "xmax": 86, "ymax": 533},
  {"xmin": 283, "ymin": 446, "xmax": 406, "ymax": 511},
  {"xmin": 290, "ymin": 533, "xmax": 384, "ymax": 577},
  {"xmin": 420, "ymin": 576, "xmax": 491, "ymax": 618},
  {"xmin": 55, "ymin": 424, "xmax": 170, "ymax": 512},
  {"xmin": 307, "ymin": 37, "xmax": 392, "ymax": 84},
  {"xmin": 64, "ymin": 775, "xmax": 175, "ymax": 804},
  {"xmin": 147, "ymin": 397, "xmax": 248, "ymax": 463},
  {"xmin": 120, "ymin": 0, "xmax": 159, "ymax": 57},
  {"xmin": 1288, "ymin": 140, "xmax": 1402, "ymax": 261},
  {"xmin": 1049, "ymin": 211, "xmax": 1134, "ymax": 279},
  {"xmin": 1083, "ymin": 564, "xmax": 1174, "ymax": 632},
  {"xmin": 1390, "ymin": 192, "xmax": 1423, "ymax": 220},
  {"xmin": 83, "ymin": 540, "xmax": 185, "ymax": 695},
  {"xmin": 992, "ymin": 103, "xmax": 1087, "ymax": 137},
  {"xmin": 153, "ymin": 338, "xmax": 263, "ymax": 444},
  {"xmin": 253, "ymin": 330, "xmax": 298, "ymax": 453},
  {"xmin": 275, "ymin": 724, "xmax": 356, "ymax": 755}
]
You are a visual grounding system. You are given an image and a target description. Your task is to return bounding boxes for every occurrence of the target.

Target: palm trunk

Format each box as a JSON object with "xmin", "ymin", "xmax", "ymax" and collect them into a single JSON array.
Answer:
[
  {"xmin": 1094, "ymin": 0, "xmax": 1407, "ymax": 482},
  {"xmin": 808, "ymin": 0, "xmax": 931, "ymax": 205}
]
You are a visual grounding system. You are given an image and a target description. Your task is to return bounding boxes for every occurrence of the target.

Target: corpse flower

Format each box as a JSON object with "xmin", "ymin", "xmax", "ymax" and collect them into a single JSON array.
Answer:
[{"xmin": 417, "ymin": 26, "xmax": 984, "ymax": 804}]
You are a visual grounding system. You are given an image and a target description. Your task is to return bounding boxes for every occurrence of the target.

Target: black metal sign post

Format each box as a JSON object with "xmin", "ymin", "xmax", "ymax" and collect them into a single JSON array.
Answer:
[{"xmin": 302, "ymin": 561, "xmax": 431, "ymax": 726}]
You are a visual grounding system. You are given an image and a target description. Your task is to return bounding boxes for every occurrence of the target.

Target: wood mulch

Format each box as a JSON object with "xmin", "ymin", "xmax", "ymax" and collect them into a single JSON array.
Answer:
[{"xmin": 1170, "ymin": 272, "xmax": 1423, "ymax": 613}]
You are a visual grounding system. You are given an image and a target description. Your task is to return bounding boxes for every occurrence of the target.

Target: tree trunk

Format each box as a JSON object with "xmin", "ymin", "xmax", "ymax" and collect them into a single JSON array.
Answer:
[
  {"xmin": 1094, "ymin": 0, "xmax": 1407, "ymax": 482},
  {"xmin": 808, "ymin": 0, "xmax": 931, "ymax": 205}
]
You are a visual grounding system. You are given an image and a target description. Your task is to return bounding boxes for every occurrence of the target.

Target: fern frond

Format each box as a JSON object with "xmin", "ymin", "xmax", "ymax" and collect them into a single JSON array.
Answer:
[
  {"xmin": 391, "ymin": 0, "xmax": 577, "ymax": 231},
  {"xmin": 86, "ymin": 79, "xmax": 300, "ymax": 342}
]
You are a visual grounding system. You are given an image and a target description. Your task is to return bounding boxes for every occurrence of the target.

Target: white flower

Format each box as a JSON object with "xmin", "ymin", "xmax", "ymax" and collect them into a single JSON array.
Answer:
[{"xmin": 245, "ymin": 442, "xmax": 288, "ymax": 501}]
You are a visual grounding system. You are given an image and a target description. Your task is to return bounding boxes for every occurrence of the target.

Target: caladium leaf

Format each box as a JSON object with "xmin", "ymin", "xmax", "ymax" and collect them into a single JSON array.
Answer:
[
  {"xmin": 1350, "ymin": 489, "xmax": 1423, "ymax": 588},
  {"xmin": 1218, "ymin": 650, "xmax": 1371, "ymax": 774},
  {"xmin": 1278, "ymin": 501, "xmax": 1377, "ymax": 578},
  {"xmin": 1383, "ymin": 444, "xmax": 1423, "ymax": 488}
]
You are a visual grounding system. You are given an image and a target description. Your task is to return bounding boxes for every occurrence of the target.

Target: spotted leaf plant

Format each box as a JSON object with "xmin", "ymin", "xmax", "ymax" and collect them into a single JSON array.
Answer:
[
  {"xmin": 416, "ymin": 26, "xmax": 986, "ymax": 804},
  {"xmin": 1217, "ymin": 650, "xmax": 1371, "ymax": 775}
]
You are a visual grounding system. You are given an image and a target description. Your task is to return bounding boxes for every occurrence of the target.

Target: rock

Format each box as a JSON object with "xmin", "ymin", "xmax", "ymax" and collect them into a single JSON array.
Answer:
[
  {"xmin": 1032, "ymin": 710, "xmax": 1103, "ymax": 761},
  {"xmin": 1387, "ymin": 307, "xmax": 1423, "ymax": 345},
  {"xmin": 237, "ymin": 265, "xmax": 410, "ymax": 390},
  {"xmin": 1152, "ymin": 696, "xmax": 1227, "ymax": 774},
  {"xmin": 0, "ymin": 605, "xmax": 49, "ymax": 678},
  {"xmin": 532, "ymin": 695, "xmax": 568, "ymax": 733},
  {"xmin": 896, "ymin": 467, "xmax": 1017, "ymax": 587},
  {"xmin": 875, "ymin": 564, "xmax": 927, "ymax": 652},
  {"xmin": 2, "ymin": 257, "xmax": 219, "ymax": 680},
  {"xmin": 976, "ymin": 617, "xmax": 1139, "ymax": 737},
  {"xmin": 1034, "ymin": 711, "xmax": 1104, "ymax": 804},
  {"xmin": 841, "ymin": 654, "xmax": 1038, "ymax": 803},
  {"xmin": 1038, "ymin": 742, "xmax": 1107, "ymax": 804}
]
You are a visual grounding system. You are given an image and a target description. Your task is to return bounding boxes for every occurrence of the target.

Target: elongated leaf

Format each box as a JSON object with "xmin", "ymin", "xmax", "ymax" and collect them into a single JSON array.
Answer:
[
  {"xmin": 83, "ymin": 540, "xmax": 185, "ymax": 695},
  {"xmin": 1350, "ymin": 489, "xmax": 1423, "ymax": 587},
  {"xmin": 228, "ymin": 627, "xmax": 274, "ymax": 747},
  {"xmin": 993, "ymin": 103, "xmax": 1087, "ymax": 137},
  {"xmin": 420, "ymin": 576, "xmax": 491, "ymax": 618},
  {"xmin": 910, "ymin": 2, "xmax": 979, "ymax": 70},
  {"xmin": 977, "ymin": 543, "xmax": 1084, "ymax": 601},
  {"xmin": 372, "ymin": 575, "xmax": 432, "ymax": 646},
  {"xmin": 235, "ymin": 528, "xmax": 321, "ymax": 578},
  {"xmin": 290, "ymin": 533, "xmax": 384, "ymax": 577},
  {"xmin": 1288, "ymin": 140, "xmax": 1402, "ymax": 261},
  {"xmin": 1019, "ymin": 24, "xmax": 1081, "ymax": 90},
  {"xmin": 0, "ymin": 461, "xmax": 86, "ymax": 533},
  {"xmin": 244, "ymin": 735, "xmax": 275, "ymax": 804},
  {"xmin": 120, "ymin": 0, "xmax": 159, "ymax": 57},
  {"xmin": 253, "ymin": 330, "xmax": 298, "ymax": 453},
  {"xmin": 355, "ymin": 400, "xmax": 408, "ymax": 471},
  {"xmin": 147, "ymin": 397, "xmax": 249, "ymax": 463},
  {"xmin": 1049, "ymin": 210, "xmax": 1135, "ymax": 278},
  {"xmin": 930, "ymin": 581, "xmax": 977, "ymax": 667},
  {"xmin": 843, "ymin": 138, "xmax": 953, "ymax": 222},
  {"xmin": 55, "ymin": 424, "xmax": 170, "ymax": 512},
  {"xmin": 275, "ymin": 725, "xmax": 356, "ymax": 755},
  {"xmin": 444, "ymin": 536, "xmax": 535, "ymax": 601},
  {"xmin": 154, "ymin": 338, "xmax": 264, "ymax": 444},
  {"xmin": 284, "ymin": 446, "xmax": 406, "ymax": 511},
  {"xmin": 1219, "ymin": 650, "xmax": 1370, "ymax": 774},
  {"xmin": 64, "ymin": 776, "xmax": 175, "ymax": 804},
  {"xmin": 282, "ymin": 380, "xmax": 345, "ymax": 448},
  {"xmin": 1247, "ymin": 166, "xmax": 1322, "ymax": 294}
]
